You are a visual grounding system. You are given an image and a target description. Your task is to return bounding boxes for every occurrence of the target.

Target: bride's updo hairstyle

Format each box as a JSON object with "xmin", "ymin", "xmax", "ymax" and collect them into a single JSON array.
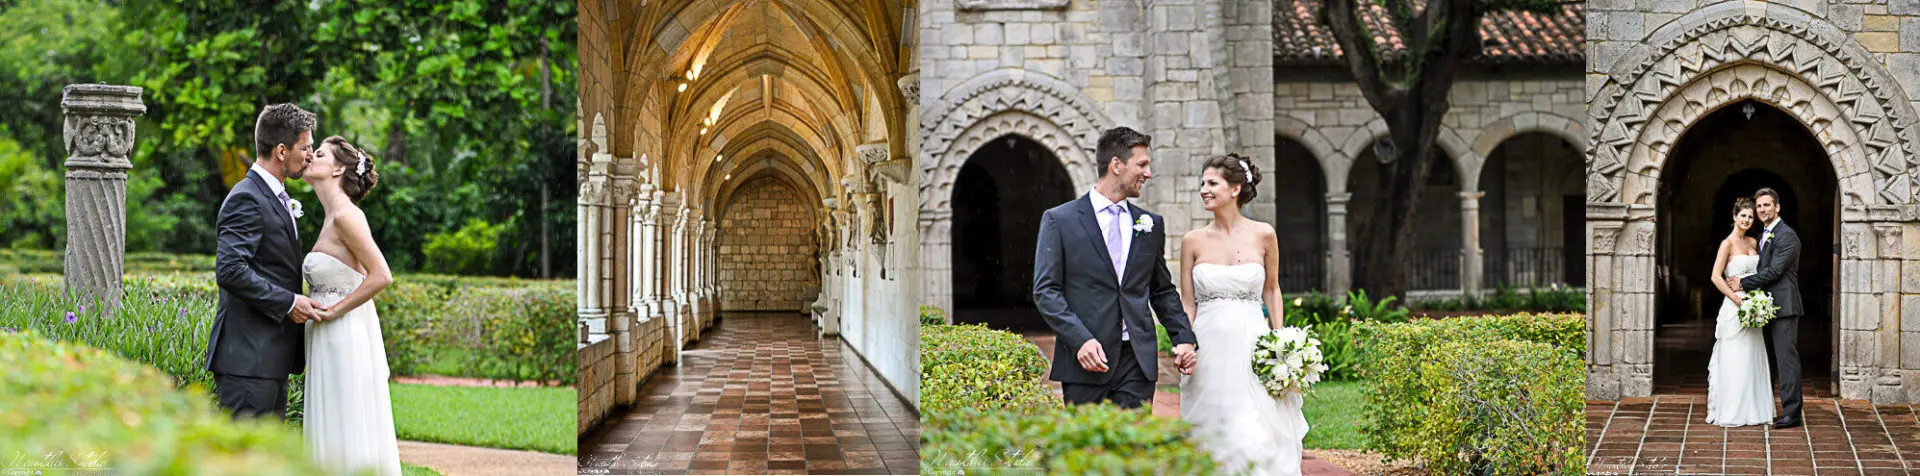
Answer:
[
  {"xmin": 323, "ymin": 136, "xmax": 380, "ymax": 203},
  {"xmin": 1733, "ymin": 197, "xmax": 1756, "ymax": 217},
  {"xmin": 1201, "ymin": 153, "xmax": 1263, "ymax": 207}
]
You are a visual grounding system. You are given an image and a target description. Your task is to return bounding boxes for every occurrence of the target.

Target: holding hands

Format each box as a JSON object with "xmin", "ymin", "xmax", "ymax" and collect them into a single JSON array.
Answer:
[
  {"xmin": 1173, "ymin": 343, "xmax": 1197, "ymax": 375},
  {"xmin": 290, "ymin": 295, "xmax": 332, "ymax": 324}
]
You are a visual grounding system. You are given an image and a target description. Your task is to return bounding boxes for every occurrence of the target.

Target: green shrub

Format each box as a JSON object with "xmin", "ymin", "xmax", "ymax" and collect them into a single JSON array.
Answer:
[
  {"xmin": 920, "ymin": 324, "xmax": 1056, "ymax": 414},
  {"xmin": 1310, "ymin": 319, "xmax": 1361, "ymax": 381},
  {"xmin": 1284, "ymin": 291, "xmax": 1343, "ymax": 327},
  {"xmin": 1411, "ymin": 286, "xmax": 1587, "ymax": 314},
  {"xmin": 1386, "ymin": 339, "xmax": 1583, "ymax": 474},
  {"xmin": 1357, "ymin": 314, "xmax": 1586, "ymax": 475},
  {"xmin": 423, "ymin": 218, "xmax": 506, "ymax": 275},
  {"xmin": 922, "ymin": 404, "xmax": 1218, "ymax": 475},
  {"xmin": 1345, "ymin": 289, "xmax": 1410, "ymax": 323},
  {"xmin": 920, "ymin": 305, "xmax": 948, "ymax": 326},
  {"xmin": 0, "ymin": 329, "xmax": 324, "ymax": 475}
]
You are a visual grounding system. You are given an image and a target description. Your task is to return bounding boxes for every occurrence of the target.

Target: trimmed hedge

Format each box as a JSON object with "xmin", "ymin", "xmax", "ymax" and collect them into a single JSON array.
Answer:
[
  {"xmin": 0, "ymin": 271, "xmax": 577, "ymax": 423},
  {"xmin": 920, "ymin": 323, "xmax": 1056, "ymax": 414},
  {"xmin": 1357, "ymin": 313, "xmax": 1585, "ymax": 475},
  {"xmin": 922, "ymin": 405, "xmax": 1219, "ymax": 475},
  {"xmin": 920, "ymin": 323, "xmax": 1217, "ymax": 473},
  {"xmin": 0, "ymin": 329, "xmax": 323, "ymax": 475}
]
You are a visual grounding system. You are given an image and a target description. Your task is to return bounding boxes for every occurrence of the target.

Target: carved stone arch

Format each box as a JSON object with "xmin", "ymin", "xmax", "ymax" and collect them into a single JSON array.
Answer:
[
  {"xmin": 1588, "ymin": 4, "xmax": 1919, "ymax": 206},
  {"xmin": 1276, "ymin": 114, "xmax": 1346, "ymax": 193},
  {"xmin": 921, "ymin": 71, "xmax": 1114, "ymax": 213},
  {"xmin": 1615, "ymin": 63, "xmax": 1878, "ymax": 208}
]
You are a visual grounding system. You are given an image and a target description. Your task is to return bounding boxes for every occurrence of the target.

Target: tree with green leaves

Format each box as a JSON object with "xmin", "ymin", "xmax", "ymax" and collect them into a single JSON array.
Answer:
[{"xmin": 1316, "ymin": 0, "xmax": 1563, "ymax": 299}]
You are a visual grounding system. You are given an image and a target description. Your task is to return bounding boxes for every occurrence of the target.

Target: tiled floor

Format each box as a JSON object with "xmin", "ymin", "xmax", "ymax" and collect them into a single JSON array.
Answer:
[
  {"xmin": 578, "ymin": 312, "xmax": 920, "ymax": 475},
  {"xmin": 1653, "ymin": 323, "xmax": 1836, "ymax": 397},
  {"xmin": 1587, "ymin": 395, "xmax": 1920, "ymax": 475}
]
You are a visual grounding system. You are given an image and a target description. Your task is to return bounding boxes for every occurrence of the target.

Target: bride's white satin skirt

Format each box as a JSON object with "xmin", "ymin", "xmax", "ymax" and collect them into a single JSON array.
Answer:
[
  {"xmin": 1180, "ymin": 299, "xmax": 1308, "ymax": 476},
  {"xmin": 304, "ymin": 300, "xmax": 404, "ymax": 476},
  {"xmin": 1707, "ymin": 295, "xmax": 1776, "ymax": 427}
]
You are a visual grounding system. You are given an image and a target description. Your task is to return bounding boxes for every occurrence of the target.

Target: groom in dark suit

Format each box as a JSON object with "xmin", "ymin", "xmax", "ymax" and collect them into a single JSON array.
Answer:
[
  {"xmin": 1032, "ymin": 127, "xmax": 1198, "ymax": 409},
  {"xmin": 1729, "ymin": 187, "xmax": 1805, "ymax": 429},
  {"xmin": 204, "ymin": 103, "xmax": 324, "ymax": 420}
]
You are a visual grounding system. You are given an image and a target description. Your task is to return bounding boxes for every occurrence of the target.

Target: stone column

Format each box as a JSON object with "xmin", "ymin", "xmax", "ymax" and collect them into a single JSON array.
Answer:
[
  {"xmin": 629, "ymin": 185, "xmax": 658, "ymax": 378},
  {"xmin": 657, "ymin": 193, "xmax": 682, "ymax": 362},
  {"xmin": 921, "ymin": 211, "xmax": 952, "ymax": 318},
  {"xmin": 1325, "ymin": 192, "xmax": 1353, "ymax": 297},
  {"xmin": 673, "ymin": 206, "xmax": 693, "ymax": 344},
  {"xmin": 578, "ymin": 115, "xmax": 611, "ymax": 336},
  {"xmin": 609, "ymin": 177, "xmax": 638, "ymax": 407},
  {"xmin": 61, "ymin": 84, "xmax": 146, "ymax": 303},
  {"xmin": 1460, "ymin": 191, "xmax": 1486, "ymax": 296}
]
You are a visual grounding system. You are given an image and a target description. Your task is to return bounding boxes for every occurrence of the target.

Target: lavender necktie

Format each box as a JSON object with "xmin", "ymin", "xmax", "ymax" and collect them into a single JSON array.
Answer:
[
  {"xmin": 1105, "ymin": 203, "xmax": 1130, "ymax": 341},
  {"xmin": 277, "ymin": 190, "xmax": 297, "ymax": 240}
]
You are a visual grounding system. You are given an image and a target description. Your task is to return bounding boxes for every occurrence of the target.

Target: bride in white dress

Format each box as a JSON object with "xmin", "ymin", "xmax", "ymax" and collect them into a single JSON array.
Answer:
[
  {"xmin": 1705, "ymin": 197, "xmax": 1774, "ymax": 427},
  {"xmin": 1178, "ymin": 155, "xmax": 1307, "ymax": 475},
  {"xmin": 299, "ymin": 136, "xmax": 402, "ymax": 475}
]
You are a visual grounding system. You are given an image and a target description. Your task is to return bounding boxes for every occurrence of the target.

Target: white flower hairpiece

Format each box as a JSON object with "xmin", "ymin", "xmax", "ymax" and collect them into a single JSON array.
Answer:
[
  {"xmin": 1240, "ymin": 159, "xmax": 1251, "ymax": 175},
  {"xmin": 355, "ymin": 151, "xmax": 369, "ymax": 175}
]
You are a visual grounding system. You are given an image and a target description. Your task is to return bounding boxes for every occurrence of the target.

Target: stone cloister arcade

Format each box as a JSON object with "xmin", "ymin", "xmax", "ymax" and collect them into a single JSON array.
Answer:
[{"xmin": 575, "ymin": 0, "xmax": 920, "ymax": 437}]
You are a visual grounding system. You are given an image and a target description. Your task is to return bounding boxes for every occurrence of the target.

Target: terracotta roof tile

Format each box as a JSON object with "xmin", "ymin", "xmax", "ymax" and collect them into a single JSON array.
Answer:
[{"xmin": 1274, "ymin": 0, "xmax": 1585, "ymax": 65}]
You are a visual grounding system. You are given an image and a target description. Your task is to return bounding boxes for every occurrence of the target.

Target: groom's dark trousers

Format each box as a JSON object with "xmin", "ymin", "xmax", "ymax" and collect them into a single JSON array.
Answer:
[
  {"xmin": 205, "ymin": 169, "xmax": 307, "ymax": 420},
  {"xmin": 1031, "ymin": 195, "xmax": 1196, "ymax": 409},
  {"xmin": 1742, "ymin": 220, "xmax": 1805, "ymax": 420}
]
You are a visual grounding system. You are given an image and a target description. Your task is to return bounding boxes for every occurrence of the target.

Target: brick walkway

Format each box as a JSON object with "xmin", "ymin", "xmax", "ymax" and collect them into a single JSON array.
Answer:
[
  {"xmin": 1023, "ymin": 333, "xmax": 1354, "ymax": 475},
  {"xmin": 578, "ymin": 313, "xmax": 919, "ymax": 475},
  {"xmin": 1586, "ymin": 395, "xmax": 1920, "ymax": 475}
]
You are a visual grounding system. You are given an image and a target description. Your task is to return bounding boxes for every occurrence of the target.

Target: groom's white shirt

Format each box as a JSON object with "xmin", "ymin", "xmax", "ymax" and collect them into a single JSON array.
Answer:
[
  {"xmin": 1088, "ymin": 189, "xmax": 1132, "ymax": 342},
  {"xmin": 248, "ymin": 162, "xmax": 299, "ymax": 318}
]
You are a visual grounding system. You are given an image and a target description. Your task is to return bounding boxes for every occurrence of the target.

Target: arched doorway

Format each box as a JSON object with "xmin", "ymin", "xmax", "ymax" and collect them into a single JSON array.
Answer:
[
  {"xmin": 951, "ymin": 134, "xmax": 1075, "ymax": 331},
  {"xmin": 1275, "ymin": 137, "xmax": 1327, "ymax": 293},
  {"xmin": 1653, "ymin": 100, "xmax": 1838, "ymax": 396},
  {"xmin": 716, "ymin": 176, "xmax": 821, "ymax": 313},
  {"xmin": 1478, "ymin": 132, "xmax": 1586, "ymax": 288},
  {"xmin": 1348, "ymin": 147, "xmax": 1460, "ymax": 291}
]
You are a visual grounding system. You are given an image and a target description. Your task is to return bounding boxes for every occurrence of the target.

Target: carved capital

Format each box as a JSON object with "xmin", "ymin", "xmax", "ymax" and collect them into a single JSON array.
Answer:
[
  {"xmin": 62, "ymin": 85, "xmax": 145, "ymax": 172},
  {"xmin": 897, "ymin": 73, "xmax": 920, "ymax": 104},
  {"xmin": 857, "ymin": 141, "xmax": 890, "ymax": 166},
  {"xmin": 873, "ymin": 159, "xmax": 910, "ymax": 184}
]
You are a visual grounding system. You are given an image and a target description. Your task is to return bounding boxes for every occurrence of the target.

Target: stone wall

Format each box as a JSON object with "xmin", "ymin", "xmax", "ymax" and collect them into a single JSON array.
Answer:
[
  {"xmin": 718, "ymin": 179, "xmax": 820, "ymax": 311},
  {"xmin": 919, "ymin": 0, "xmax": 1273, "ymax": 312},
  {"xmin": 576, "ymin": 336, "xmax": 614, "ymax": 436},
  {"xmin": 1584, "ymin": 1, "xmax": 1920, "ymax": 402}
]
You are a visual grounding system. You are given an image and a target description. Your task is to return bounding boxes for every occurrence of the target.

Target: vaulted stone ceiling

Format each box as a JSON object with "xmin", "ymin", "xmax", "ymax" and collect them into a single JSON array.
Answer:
[{"xmin": 582, "ymin": 0, "xmax": 914, "ymax": 216}]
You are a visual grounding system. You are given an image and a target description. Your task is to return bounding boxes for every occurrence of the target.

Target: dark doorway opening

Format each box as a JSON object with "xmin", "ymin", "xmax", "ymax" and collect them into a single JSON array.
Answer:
[
  {"xmin": 951, "ymin": 135, "xmax": 1075, "ymax": 332},
  {"xmin": 1653, "ymin": 100, "xmax": 1838, "ymax": 397}
]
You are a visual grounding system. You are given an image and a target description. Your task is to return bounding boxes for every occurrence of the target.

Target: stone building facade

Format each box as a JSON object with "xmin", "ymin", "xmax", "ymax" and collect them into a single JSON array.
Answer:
[
  {"xmin": 918, "ymin": 0, "xmax": 1275, "ymax": 326},
  {"xmin": 575, "ymin": 0, "xmax": 921, "ymax": 433},
  {"xmin": 1271, "ymin": 0, "xmax": 1588, "ymax": 298},
  {"xmin": 1586, "ymin": 0, "xmax": 1920, "ymax": 402}
]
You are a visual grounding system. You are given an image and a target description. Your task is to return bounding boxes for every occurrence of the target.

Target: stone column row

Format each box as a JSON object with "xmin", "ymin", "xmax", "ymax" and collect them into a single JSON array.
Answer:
[{"xmin": 1316, "ymin": 190, "xmax": 1489, "ymax": 297}]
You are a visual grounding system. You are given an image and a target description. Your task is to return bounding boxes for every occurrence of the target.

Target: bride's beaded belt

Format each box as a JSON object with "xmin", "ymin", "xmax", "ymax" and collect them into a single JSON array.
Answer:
[{"xmin": 1196, "ymin": 292, "xmax": 1262, "ymax": 305}]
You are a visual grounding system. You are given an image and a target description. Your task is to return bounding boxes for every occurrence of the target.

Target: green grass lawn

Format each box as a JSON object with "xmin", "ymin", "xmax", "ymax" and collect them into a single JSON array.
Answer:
[
  {"xmin": 1302, "ymin": 379, "xmax": 1366, "ymax": 450},
  {"xmin": 390, "ymin": 383, "xmax": 576, "ymax": 455},
  {"xmin": 402, "ymin": 463, "xmax": 441, "ymax": 476}
]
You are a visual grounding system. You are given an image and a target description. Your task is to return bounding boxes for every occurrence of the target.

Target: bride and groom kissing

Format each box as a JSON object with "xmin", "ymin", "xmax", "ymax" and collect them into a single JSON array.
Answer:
[
  {"xmin": 202, "ymin": 103, "xmax": 404, "ymax": 475},
  {"xmin": 1032, "ymin": 127, "xmax": 1308, "ymax": 475},
  {"xmin": 1706, "ymin": 188, "xmax": 1806, "ymax": 430}
]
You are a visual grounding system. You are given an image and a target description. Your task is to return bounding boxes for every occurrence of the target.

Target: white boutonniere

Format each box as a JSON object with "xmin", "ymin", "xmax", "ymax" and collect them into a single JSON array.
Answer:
[
  {"xmin": 1132, "ymin": 214, "xmax": 1153, "ymax": 235},
  {"xmin": 289, "ymin": 198, "xmax": 304, "ymax": 219}
]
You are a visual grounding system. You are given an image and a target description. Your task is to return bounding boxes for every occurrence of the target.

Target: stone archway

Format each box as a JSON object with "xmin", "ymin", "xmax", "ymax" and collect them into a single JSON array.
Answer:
[
  {"xmin": 1650, "ymin": 100, "xmax": 1839, "ymax": 396},
  {"xmin": 1585, "ymin": 8, "xmax": 1920, "ymax": 401},
  {"xmin": 1274, "ymin": 136, "xmax": 1328, "ymax": 293},
  {"xmin": 1478, "ymin": 131, "xmax": 1585, "ymax": 289},
  {"xmin": 920, "ymin": 72, "xmax": 1114, "ymax": 312},
  {"xmin": 950, "ymin": 134, "xmax": 1075, "ymax": 331}
]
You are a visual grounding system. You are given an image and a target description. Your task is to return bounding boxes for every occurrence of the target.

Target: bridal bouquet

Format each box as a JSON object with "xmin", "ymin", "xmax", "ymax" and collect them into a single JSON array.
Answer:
[
  {"xmin": 1737, "ymin": 290, "xmax": 1779, "ymax": 328},
  {"xmin": 1251, "ymin": 327, "xmax": 1330, "ymax": 397}
]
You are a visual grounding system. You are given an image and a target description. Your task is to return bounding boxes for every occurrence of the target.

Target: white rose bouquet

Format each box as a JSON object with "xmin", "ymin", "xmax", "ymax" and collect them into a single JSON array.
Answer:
[
  {"xmin": 1737, "ymin": 290, "xmax": 1778, "ymax": 328},
  {"xmin": 1251, "ymin": 326, "xmax": 1330, "ymax": 397}
]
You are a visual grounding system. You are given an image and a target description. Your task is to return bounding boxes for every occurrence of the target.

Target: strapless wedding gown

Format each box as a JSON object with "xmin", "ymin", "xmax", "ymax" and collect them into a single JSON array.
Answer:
[
  {"xmin": 302, "ymin": 252, "xmax": 402, "ymax": 476},
  {"xmin": 1179, "ymin": 263, "xmax": 1307, "ymax": 476},
  {"xmin": 1706, "ymin": 254, "xmax": 1775, "ymax": 427}
]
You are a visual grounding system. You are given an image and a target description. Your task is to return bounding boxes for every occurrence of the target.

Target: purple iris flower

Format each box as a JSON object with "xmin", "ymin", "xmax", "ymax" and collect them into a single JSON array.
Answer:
[{"xmin": 64, "ymin": 312, "xmax": 77, "ymax": 324}]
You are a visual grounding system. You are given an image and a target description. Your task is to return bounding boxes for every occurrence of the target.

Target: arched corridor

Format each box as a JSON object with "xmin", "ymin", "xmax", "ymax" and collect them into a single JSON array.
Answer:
[{"xmin": 574, "ymin": 0, "xmax": 922, "ymax": 458}]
